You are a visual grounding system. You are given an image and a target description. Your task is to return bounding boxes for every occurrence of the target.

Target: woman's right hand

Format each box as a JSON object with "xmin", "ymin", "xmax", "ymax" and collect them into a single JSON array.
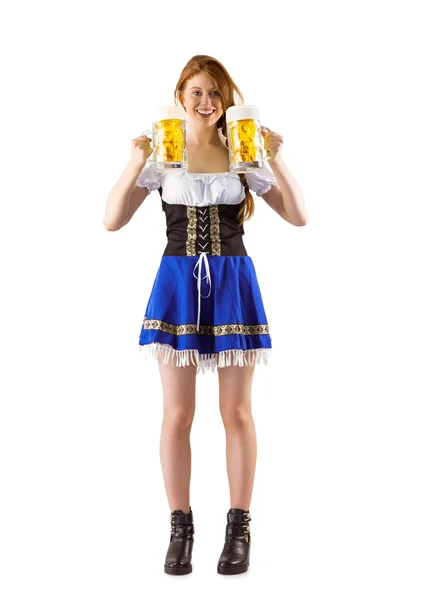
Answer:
[{"xmin": 129, "ymin": 135, "xmax": 153, "ymax": 168}]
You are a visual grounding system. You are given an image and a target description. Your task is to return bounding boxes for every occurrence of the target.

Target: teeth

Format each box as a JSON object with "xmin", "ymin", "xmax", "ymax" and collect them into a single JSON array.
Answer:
[{"xmin": 198, "ymin": 110, "xmax": 214, "ymax": 115}]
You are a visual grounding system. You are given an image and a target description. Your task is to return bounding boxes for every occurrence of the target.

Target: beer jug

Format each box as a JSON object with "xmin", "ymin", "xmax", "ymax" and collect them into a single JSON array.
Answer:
[
  {"xmin": 142, "ymin": 105, "xmax": 187, "ymax": 171},
  {"xmin": 226, "ymin": 105, "xmax": 271, "ymax": 173}
]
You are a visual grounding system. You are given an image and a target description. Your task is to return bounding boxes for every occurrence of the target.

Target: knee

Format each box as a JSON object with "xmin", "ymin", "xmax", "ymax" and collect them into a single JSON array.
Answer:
[
  {"xmin": 163, "ymin": 409, "xmax": 195, "ymax": 431},
  {"xmin": 220, "ymin": 406, "xmax": 252, "ymax": 430}
]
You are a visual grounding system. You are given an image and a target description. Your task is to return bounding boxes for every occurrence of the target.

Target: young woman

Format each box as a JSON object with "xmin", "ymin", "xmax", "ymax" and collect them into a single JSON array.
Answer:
[{"xmin": 103, "ymin": 55, "xmax": 307, "ymax": 576}]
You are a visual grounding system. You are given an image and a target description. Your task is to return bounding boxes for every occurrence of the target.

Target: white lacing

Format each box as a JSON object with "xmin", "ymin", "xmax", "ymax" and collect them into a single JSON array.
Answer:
[{"xmin": 192, "ymin": 251, "xmax": 212, "ymax": 331}]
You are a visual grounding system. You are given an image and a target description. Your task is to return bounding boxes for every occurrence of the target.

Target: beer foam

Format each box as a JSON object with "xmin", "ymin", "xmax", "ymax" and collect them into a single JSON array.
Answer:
[
  {"xmin": 226, "ymin": 105, "xmax": 261, "ymax": 123},
  {"xmin": 152, "ymin": 105, "xmax": 186, "ymax": 123}
]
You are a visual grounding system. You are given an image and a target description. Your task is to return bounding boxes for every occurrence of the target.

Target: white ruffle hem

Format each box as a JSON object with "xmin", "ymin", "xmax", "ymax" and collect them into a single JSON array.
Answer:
[{"xmin": 139, "ymin": 342, "xmax": 271, "ymax": 374}]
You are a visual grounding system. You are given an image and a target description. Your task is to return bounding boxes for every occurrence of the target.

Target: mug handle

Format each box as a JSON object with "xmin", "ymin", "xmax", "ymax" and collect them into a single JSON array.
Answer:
[
  {"xmin": 260, "ymin": 146, "xmax": 272, "ymax": 162},
  {"xmin": 141, "ymin": 128, "xmax": 156, "ymax": 164},
  {"xmin": 260, "ymin": 126, "xmax": 272, "ymax": 162}
]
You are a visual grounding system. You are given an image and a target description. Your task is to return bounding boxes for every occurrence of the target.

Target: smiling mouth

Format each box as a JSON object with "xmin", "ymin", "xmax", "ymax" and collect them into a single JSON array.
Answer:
[{"xmin": 196, "ymin": 109, "xmax": 216, "ymax": 116}]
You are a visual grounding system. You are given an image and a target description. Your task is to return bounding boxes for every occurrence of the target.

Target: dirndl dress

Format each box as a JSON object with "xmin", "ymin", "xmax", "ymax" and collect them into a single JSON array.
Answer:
[{"xmin": 135, "ymin": 162, "xmax": 278, "ymax": 374}]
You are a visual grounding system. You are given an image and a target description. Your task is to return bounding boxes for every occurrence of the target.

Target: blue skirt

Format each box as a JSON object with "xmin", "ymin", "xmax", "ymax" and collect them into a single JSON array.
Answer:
[{"xmin": 138, "ymin": 254, "xmax": 272, "ymax": 374}]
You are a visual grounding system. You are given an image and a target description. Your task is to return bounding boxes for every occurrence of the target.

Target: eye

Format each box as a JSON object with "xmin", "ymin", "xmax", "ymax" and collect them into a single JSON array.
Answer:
[{"xmin": 192, "ymin": 90, "xmax": 220, "ymax": 95}]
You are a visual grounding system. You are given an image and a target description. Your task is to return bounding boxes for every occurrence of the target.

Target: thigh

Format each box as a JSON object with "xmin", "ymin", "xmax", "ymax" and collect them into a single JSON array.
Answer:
[
  {"xmin": 218, "ymin": 364, "xmax": 256, "ymax": 415},
  {"xmin": 158, "ymin": 355, "xmax": 197, "ymax": 420}
]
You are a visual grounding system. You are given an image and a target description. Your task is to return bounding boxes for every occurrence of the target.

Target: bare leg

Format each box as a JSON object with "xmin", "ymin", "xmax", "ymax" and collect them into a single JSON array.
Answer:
[
  {"xmin": 158, "ymin": 356, "xmax": 197, "ymax": 514},
  {"xmin": 218, "ymin": 363, "xmax": 257, "ymax": 510}
]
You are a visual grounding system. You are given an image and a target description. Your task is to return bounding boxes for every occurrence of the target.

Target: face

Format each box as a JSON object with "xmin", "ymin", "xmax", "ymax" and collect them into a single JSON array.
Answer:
[{"xmin": 182, "ymin": 72, "xmax": 223, "ymax": 126}]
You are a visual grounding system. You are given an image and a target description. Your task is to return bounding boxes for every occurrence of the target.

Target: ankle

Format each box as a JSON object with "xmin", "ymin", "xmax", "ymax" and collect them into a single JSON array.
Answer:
[{"xmin": 171, "ymin": 505, "xmax": 191, "ymax": 514}]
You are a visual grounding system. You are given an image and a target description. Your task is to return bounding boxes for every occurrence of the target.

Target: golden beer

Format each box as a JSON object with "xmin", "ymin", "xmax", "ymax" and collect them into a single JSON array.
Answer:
[
  {"xmin": 226, "ymin": 106, "xmax": 270, "ymax": 173},
  {"xmin": 143, "ymin": 106, "xmax": 187, "ymax": 171},
  {"xmin": 153, "ymin": 118, "xmax": 185, "ymax": 163}
]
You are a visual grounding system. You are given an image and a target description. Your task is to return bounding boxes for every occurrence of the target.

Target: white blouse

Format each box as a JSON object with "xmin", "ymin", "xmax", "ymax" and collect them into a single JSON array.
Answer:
[{"xmin": 135, "ymin": 161, "xmax": 278, "ymax": 207}]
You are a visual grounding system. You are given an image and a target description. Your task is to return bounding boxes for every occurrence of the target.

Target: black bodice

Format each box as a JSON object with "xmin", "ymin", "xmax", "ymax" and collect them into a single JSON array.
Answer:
[{"xmin": 159, "ymin": 196, "xmax": 248, "ymax": 257}]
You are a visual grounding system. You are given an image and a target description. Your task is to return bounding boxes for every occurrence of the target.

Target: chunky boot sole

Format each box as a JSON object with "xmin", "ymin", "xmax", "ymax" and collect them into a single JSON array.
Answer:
[
  {"xmin": 164, "ymin": 563, "xmax": 192, "ymax": 575},
  {"xmin": 217, "ymin": 562, "xmax": 249, "ymax": 575}
]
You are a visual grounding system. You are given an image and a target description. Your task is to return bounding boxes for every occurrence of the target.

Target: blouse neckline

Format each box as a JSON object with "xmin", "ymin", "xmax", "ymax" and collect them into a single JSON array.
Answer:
[
  {"xmin": 161, "ymin": 171, "xmax": 243, "ymax": 183},
  {"xmin": 179, "ymin": 171, "xmax": 239, "ymax": 178},
  {"xmin": 186, "ymin": 172, "xmax": 231, "ymax": 175}
]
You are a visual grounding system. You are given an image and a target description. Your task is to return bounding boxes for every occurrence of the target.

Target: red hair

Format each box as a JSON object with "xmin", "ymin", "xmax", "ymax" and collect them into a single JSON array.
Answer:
[{"xmin": 174, "ymin": 55, "xmax": 254, "ymax": 224}]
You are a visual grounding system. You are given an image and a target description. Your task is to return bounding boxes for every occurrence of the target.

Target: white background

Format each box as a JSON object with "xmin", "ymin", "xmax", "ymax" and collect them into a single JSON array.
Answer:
[{"xmin": 1, "ymin": 0, "xmax": 434, "ymax": 597}]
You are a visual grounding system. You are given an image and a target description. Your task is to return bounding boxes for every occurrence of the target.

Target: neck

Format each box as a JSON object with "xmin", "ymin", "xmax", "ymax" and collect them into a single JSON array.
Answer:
[{"xmin": 186, "ymin": 123, "xmax": 223, "ymax": 147}]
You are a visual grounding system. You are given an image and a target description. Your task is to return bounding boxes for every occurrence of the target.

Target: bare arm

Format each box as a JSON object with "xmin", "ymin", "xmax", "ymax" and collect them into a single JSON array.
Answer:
[
  {"xmin": 265, "ymin": 158, "xmax": 308, "ymax": 226},
  {"xmin": 103, "ymin": 161, "xmax": 147, "ymax": 231}
]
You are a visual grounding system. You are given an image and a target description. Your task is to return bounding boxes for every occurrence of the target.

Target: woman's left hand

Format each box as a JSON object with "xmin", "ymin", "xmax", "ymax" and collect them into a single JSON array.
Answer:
[{"xmin": 261, "ymin": 126, "xmax": 284, "ymax": 164}]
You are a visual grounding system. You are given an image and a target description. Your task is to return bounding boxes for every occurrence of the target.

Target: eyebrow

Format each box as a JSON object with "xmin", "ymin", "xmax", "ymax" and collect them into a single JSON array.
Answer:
[{"xmin": 190, "ymin": 86, "xmax": 218, "ymax": 90}]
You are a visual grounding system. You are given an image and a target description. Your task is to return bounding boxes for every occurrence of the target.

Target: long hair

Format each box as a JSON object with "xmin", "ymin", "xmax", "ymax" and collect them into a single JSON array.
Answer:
[{"xmin": 173, "ymin": 55, "xmax": 255, "ymax": 224}]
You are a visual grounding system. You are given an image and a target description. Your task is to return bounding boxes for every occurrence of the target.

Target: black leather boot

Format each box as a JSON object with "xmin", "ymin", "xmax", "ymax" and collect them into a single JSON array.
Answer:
[
  {"xmin": 164, "ymin": 507, "xmax": 194, "ymax": 575},
  {"xmin": 217, "ymin": 508, "xmax": 251, "ymax": 575}
]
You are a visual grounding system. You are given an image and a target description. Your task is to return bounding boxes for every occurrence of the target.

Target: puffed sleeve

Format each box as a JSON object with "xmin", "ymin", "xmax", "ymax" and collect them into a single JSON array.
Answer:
[
  {"xmin": 135, "ymin": 162, "xmax": 161, "ymax": 192},
  {"xmin": 245, "ymin": 162, "xmax": 278, "ymax": 197}
]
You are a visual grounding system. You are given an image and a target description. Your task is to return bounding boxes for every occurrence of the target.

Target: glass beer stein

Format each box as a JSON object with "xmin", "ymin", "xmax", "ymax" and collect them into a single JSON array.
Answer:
[
  {"xmin": 142, "ymin": 105, "xmax": 187, "ymax": 171},
  {"xmin": 226, "ymin": 105, "xmax": 271, "ymax": 173}
]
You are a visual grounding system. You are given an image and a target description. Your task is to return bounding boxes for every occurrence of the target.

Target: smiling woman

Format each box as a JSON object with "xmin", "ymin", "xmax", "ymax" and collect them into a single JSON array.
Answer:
[{"xmin": 103, "ymin": 53, "xmax": 305, "ymax": 577}]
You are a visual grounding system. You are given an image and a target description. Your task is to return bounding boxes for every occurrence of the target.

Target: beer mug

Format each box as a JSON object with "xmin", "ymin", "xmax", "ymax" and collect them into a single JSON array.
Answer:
[
  {"xmin": 226, "ymin": 105, "xmax": 271, "ymax": 173},
  {"xmin": 142, "ymin": 105, "xmax": 187, "ymax": 171}
]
